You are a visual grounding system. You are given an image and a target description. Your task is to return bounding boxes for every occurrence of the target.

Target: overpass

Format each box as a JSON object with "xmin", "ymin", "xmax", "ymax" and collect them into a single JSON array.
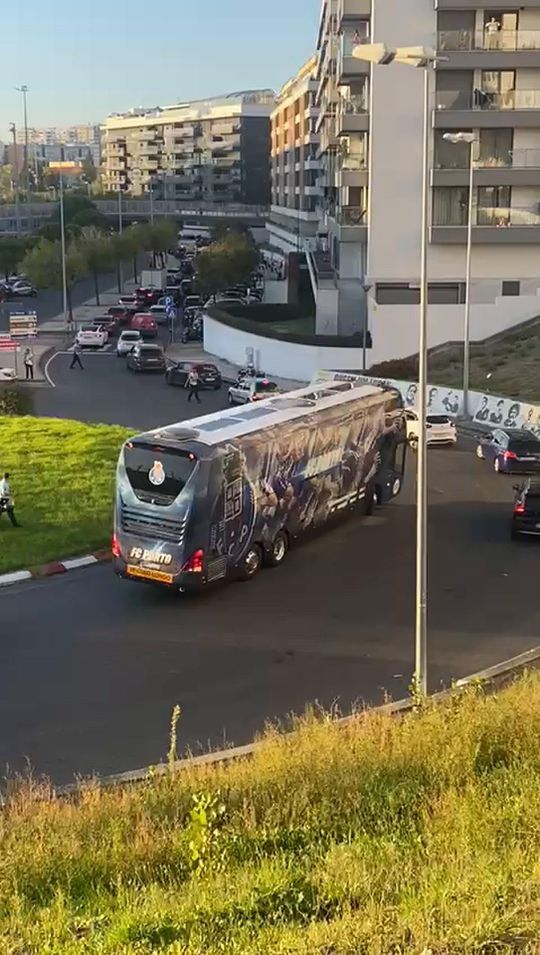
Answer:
[{"xmin": 0, "ymin": 200, "xmax": 269, "ymax": 236}]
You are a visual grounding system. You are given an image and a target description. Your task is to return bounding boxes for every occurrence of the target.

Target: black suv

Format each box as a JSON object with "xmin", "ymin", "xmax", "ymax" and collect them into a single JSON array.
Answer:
[{"xmin": 512, "ymin": 480, "xmax": 540, "ymax": 539}]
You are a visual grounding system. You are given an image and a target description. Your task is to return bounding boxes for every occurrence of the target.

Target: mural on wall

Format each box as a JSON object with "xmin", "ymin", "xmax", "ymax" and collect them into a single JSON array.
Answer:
[{"xmin": 314, "ymin": 369, "xmax": 540, "ymax": 437}]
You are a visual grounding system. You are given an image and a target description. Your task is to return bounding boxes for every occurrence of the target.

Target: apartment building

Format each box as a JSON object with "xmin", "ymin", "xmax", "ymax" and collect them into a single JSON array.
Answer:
[
  {"xmin": 267, "ymin": 57, "xmax": 321, "ymax": 252},
  {"xmin": 312, "ymin": 0, "xmax": 540, "ymax": 361},
  {"xmin": 101, "ymin": 91, "xmax": 273, "ymax": 206}
]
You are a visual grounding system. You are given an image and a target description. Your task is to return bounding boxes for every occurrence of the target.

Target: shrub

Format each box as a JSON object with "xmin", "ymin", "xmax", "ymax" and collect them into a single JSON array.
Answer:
[
  {"xmin": 0, "ymin": 385, "xmax": 33, "ymax": 416},
  {"xmin": 368, "ymin": 356, "xmax": 418, "ymax": 379},
  {"xmin": 208, "ymin": 306, "xmax": 371, "ymax": 348}
]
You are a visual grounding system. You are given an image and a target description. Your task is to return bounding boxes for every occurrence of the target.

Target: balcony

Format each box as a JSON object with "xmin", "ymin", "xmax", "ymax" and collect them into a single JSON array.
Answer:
[
  {"xmin": 433, "ymin": 147, "xmax": 540, "ymax": 186},
  {"xmin": 432, "ymin": 205, "xmax": 540, "ymax": 243},
  {"xmin": 434, "ymin": 89, "xmax": 540, "ymax": 128},
  {"xmin": 437, "ymin": 29, "xmax": 540, "ymax": 68},
  {"xmin": 338, "ymin": 0, "xmax": 371, "ymax": 21},
  {"xmin": 337, "ymin": 34, "xmax": 370, "ymax": 83},
  {"xmin": 326, "ymin": 204, "xmax": 368, "ymax": 242},
  {"xmin": 337, "ymin": 93, "xmax": 369, "ymax": 134}
]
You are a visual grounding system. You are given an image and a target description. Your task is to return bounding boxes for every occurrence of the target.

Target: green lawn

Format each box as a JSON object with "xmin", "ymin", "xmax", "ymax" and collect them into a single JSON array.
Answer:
[
  {"xmin": 0, "ymin": 416, "xmax": 132, "ymax": 573},
  {"xmin": 1, "ymin": 673, "xmax": 539, "ymax": 953}
]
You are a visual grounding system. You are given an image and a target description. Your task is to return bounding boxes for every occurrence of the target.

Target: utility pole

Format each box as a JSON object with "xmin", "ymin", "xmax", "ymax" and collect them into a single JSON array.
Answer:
[
  {"xmin": 9, "ymin": 123, "xmax": 22, "ymax": 238},
  {"xmin": 59, "ymin": 175, "xmax": 69, "ymax": 329}
]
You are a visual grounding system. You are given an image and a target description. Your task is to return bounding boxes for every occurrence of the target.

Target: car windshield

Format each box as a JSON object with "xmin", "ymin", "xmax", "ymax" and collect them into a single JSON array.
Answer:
[
  {"xmin": 122, "ymin": 333, "xmax": 139, "ymax": 340},
  {"xmin": 428, "ymin": 415, "xmax": 451, "ymax": 424},
  {"xmin": 255, "ymin": 381, "xmax": 278, "ymax": 393},
  {"xmin": 509, "ymin": 439, "xmax": 540, "ymax": 454},
  {"xmin": 196, "ymin": 364, "xmax": 218, "ymax": 374},
  {"xmin": 140, "ymin": 347, "xmax": 162, "ymax": 354},
  {"xmin": 124, "ymin": 442, "xmax": 197, "ymax": 503}
]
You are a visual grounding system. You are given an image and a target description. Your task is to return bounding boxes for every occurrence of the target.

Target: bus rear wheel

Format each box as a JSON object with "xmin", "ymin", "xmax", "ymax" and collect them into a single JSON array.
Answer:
[
  {"xmin": 238, "ymin": 544, "xmax": 263, "ymax": 581},
  {"xmin": 264, "ymin": 531, "xmax": 289, "ymax": 568}
]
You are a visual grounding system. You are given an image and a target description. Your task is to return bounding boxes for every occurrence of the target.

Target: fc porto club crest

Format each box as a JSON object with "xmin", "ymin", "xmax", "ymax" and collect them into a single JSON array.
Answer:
[{"xmin": 149, "ymin": 460, "xmax": 166, "ymax": 487}]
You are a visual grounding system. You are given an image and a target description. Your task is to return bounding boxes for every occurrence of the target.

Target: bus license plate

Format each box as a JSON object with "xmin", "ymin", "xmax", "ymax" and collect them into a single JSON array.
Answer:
[{"xmin": 127, "ymin": 565, "xmax": 174, "ymax": 585}]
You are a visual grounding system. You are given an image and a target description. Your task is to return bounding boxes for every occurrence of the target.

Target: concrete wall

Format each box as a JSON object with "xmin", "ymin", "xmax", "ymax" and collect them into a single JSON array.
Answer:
[{"xmin": 204, "ymin": 313, "xmax": 366, "ymax": 381}]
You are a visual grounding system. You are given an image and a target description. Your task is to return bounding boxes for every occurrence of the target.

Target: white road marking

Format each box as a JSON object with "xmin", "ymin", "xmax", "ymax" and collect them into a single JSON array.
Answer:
[{"xmin": 44, "ymin": 350, "xmax": 70, "ymax": 388}]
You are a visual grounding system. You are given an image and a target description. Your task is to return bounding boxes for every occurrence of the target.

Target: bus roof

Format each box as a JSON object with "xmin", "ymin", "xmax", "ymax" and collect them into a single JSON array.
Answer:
[{"xmin": 144, "ymin": 381, "xmax": 397, "ymax": 448}]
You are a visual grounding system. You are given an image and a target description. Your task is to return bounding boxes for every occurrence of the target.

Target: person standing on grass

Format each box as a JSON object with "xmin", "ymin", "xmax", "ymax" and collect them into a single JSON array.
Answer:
[
  {"xmin": 23, "ymin": 347, "xmax": 34, "ymax": 380},
  {"xmin": 70, "ymin": 342, "xmax": 84, "ymax": 370},
  {"xmin": 185, "ymin": 367, "xmax": 201, "ymax": 404},
  {"xmin": 0, "ymin": 472, "xmax": 21, "ymax": 528}
]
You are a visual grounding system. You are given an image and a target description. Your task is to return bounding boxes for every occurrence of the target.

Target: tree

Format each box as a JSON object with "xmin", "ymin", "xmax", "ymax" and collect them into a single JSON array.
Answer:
[
  {"xmin": 195, "ymin": 245, "xmax": 232, "ymax": 300},
  {"xmin": 117, "ymin": 224, "xmax": 148, "ymax": 284},
  {"xmin": 21, "ymin": 238, "xmax": 88, "ymax": 322},
  {"xmin": 79, "ymin": 228, "xmax": 114, "ymax": 305},
  {"xmin": 146, "ymin": 220, "xmax": 177, "ymax": 268},
  {"xmin": 0, "ymin": 165, "xmax": 15, "ymax": 202},
  {"xmin": 37, "ymin": 194, "xmax": 108, "ymax": 241},
  {"xmin": 0, "ymin": 238, "xmax": 30, "ymax": 280},
  {"xmin": 195, "ymin": 233, "xmax": 259, "ymax": 298}
]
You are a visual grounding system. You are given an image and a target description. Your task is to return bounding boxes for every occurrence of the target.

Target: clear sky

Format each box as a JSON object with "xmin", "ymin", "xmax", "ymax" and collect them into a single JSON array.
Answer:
[{"xmin": 2, "ymin": 0, "xmax": 318, "ymax": 138}]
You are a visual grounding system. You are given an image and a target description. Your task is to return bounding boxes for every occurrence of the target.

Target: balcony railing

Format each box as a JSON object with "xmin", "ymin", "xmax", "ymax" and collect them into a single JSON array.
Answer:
[
  {"xmin": 338, "ymin": 205, "xmax": 367, "ymax": 226},
  {"xmin": 342, "ymin": 154, "xmax": 367, "ymax": 170},
  {"xmin": 340, "ymin": 92, "xmax": 369, "ymax": 114},
  {"xmin": 436, "ymin": 88, "xmax": 540, "ymax": 111},
  {"xmin": 436, "ymin": 147, "xmax": 540, "ymax": 170},
  {"xmin": 438, "ymin": 29, "xmax": 540, "ymax": 52},
  {"xmin": 435, "ymin": 206, "xmax": 540, "ymax": 227}
]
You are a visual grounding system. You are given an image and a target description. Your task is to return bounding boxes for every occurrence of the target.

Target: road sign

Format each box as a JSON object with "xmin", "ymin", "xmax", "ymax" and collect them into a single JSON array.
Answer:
[
  {"xmin": 164, "ymin": 295, "xmax": 173, "ymax": 307},
  {"xmin": 0, "ymin": 334, "xmax": 19, "ymax": 353},
  {"xmin": 10, "ymin": 311, "xmax": 38, "ymax": 338},
  {"xmin": 166, "ymin": 305, "xmax": 177, "ymax": 320}
]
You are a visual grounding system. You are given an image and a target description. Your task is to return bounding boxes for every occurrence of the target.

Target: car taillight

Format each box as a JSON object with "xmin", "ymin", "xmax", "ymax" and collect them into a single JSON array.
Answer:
[
  {"xmin": 514, "ymin": 503, "xmax": 525, "ymax": 514},
  {"xmin": 181, "ymin": 549, "xmax": 204, "ymax": 573},
  {"xmin": 112, "ymin": 533, "xmax": 121, "ymax": 558},
  {"xmin": 504, "ymin": 451, "xmax": 517, "ymax": 461}
]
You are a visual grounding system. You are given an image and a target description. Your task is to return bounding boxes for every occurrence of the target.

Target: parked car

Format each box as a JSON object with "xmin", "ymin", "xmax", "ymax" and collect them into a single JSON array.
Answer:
[
  {"xmin": 116, "ymin": 330, "xmax": 142, "ymax": 356},
  {"xmin": 76, "ymin": 324, "xmax": 108, "ymax": 348},
  {"xmin": 130, "ymin": 313, "xmax": 158, "ymax": 339},
  {"xmin": 206, "ymin": 295, "xmax": 248, "ymax": 309},
  {"xmin": 118, "ymin": 294, "xmax": 138, "ymax": 307},
  {"xmin": 108, "ymin": 305, "xmax": 137, "ymax": 325},
  {"xmin": 136, "ymin": 287, "xmax": 161, "ymax": 307},
  {"xmin": 7, "ymin": 280, "xmax": 37, "ymax": 298},
  {"xmin": 149, "ymin": 305, "xmax": 170, "ymax": 324},
  {"xmin": 405, "ymin": 411, "xmax": 457, "ymax": 450},
  {"xmin": 228, "ymin": 377, "xmax": 281, "ymax": 405},
  {"xmin": 93, "ymin": 317, "xmax": 119, "ymax": 337},
  {"xmin": 184, "ymin": 295, "xmax": 203, "ymax": 310},
  {"xmin": 511, "ymin": 480, "xmax": 540, "ymax": 539},
  {"xmin": 476, "ymin": 429, "xmax": 540, "ymax": 474},
  {"xmin": 0, "ymin": 367, "xmax": 17, "ymax": 382},
  {"xmin": 166, "ymin": 361, "xmax": 222, "ymax": 389},
  {"xmin": 180, "ymin": 279, "xmax": 193, "ymax": 296},
  {"xmin": 126, "ymin": 343, "xmax": 167, "ymax": 373}
]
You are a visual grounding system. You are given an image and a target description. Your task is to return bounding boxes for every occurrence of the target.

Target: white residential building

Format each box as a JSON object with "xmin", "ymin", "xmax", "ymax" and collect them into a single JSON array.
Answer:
[{"xmin": 312, "ymin": 0, "xmax": 540, "ymax": 362}]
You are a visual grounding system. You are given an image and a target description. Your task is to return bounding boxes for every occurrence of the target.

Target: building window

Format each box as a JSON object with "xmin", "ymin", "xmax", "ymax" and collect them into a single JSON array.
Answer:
[
  {"xmin": 479, "ymin": 129, "xmax": 513, "ymax": 167},
  {"xmin": 432, "ymin": 187, "xmax": 468, "ymax": 226},
  {"xmin": 376, "ymin": 284, "xmax": 420, "ymax": 305},
  {"xmin": 502, "ymin": 280, "xmax": 520, "ymax": 296},
  {"xmin": 477, "ymin": 185, "xmax": 511, "ymax": 224}
]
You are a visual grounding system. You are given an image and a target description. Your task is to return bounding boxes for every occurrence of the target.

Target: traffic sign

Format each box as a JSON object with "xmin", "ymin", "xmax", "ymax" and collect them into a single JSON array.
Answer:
[
  {"xmin": 0, "ymin": 334, "xmax": 19, "ymax": 353},
  {"xmin": 164, "ymin": 296, "xmax": 173, "ymax": 307},
  {"xmin": 10, "ymin": 310, "xmax": 37, "ymax": 338}
]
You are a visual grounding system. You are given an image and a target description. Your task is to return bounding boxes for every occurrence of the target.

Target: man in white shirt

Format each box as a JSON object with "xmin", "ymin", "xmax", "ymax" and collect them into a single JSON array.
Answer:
[{"xmin": 0, "ymin": 472, "xmax": 20, "ymax": 527}]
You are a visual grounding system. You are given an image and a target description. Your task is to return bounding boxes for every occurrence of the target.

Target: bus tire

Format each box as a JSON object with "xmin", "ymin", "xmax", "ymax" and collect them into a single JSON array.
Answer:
[
  {"xmin": 237, "ymin": 543, "xmax": 263, "ymax": 581},
  {"xmin": 264, "ymin": 530, "xmax": 289, "ymax": 568},
  {"xmin": 364, "ymin": 485, "xmax": 375, "ymax": 516}
]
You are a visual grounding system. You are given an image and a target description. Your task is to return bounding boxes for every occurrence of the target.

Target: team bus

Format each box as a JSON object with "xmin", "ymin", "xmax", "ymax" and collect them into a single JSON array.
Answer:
[{"xmin": 112, "ymin": 380, "xmax": 407, "ymax": 592}]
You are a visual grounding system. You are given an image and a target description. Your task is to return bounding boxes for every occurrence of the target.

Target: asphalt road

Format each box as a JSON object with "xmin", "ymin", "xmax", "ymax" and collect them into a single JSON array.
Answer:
[
  {"xmin": 1, "ymin": 441, "xmax": 538, "ymax": 784},
  {"xmin": 35, "ymin": 335, "xmax": 223, "ymax": 431},
  {"xmin": 0, "ymin": 274, "xmax": 116, "ymax": 333}
]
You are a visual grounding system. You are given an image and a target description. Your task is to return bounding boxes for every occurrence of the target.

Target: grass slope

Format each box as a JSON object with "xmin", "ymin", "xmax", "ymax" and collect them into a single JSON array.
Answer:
[
  {"xmin": 0, "ymin": 416, "xmax": 131, "ymax": 573},
  {"xmin": 430, "ymin": 318, "xmax": 540, "ymax": 403},
  {"xmin": 1, "ymin": 674, "xmax": 539, "ymax": 953}
]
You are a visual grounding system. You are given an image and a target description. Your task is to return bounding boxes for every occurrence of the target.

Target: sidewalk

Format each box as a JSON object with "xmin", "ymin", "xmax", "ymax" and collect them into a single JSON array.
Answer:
[{"xmin": 164, "ymin": 342, "xmax": 304, "ymax": 391}]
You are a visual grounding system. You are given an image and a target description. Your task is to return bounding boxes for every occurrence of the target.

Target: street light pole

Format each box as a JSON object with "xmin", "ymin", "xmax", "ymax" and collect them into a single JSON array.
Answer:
[
  {"xmin": 59, "ymin": 176, "xmax": 69, "ymax": 330},
  {"xmin": 118, "ymin": 184, "xmax": 124, "ymax": 292},
  {"xmin": 361, "ymin": 282, "xmax": 372, "ymax": 371},
  {"xmin": 150, "ymin": 176, "xmax": 155, "ymax": 225},
  {"xmin": 15, "ymin": 86, "xmax": 30, "ymax": 205},
  {"xmin": 9, "ymin": 123, "xmax": 22, "ymax": 238},
  {"xmin": 353, "ymin": 42, "xmax": 440, "ymax": 696},
  {"xmin": 443, "ymin": 131, "xmax": 476, "ymax": 418}
]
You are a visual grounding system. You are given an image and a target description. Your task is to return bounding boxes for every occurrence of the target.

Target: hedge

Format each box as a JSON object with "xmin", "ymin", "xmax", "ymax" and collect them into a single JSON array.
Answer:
[
  {"xmin": 207, "ymin": 306, "xmax": 372, "ymax": 348},
  {"xmin": 0, "ymin": 385, "xmax": 33, "ymax": 416}
]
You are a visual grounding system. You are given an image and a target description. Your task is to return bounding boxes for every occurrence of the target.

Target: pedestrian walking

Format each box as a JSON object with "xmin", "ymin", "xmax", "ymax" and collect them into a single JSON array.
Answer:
[
  {"xmin": 0, "ymin": 472, "xmax": 21, "ymax": 528},
  {"xmin": 185, "ymin": 367, "xmax": 201, "ymax": 403},
  {"xmin": 23, "ymin": 347, "xmax": 34, "ymax": 381},
  {"xmin": 70, "ymin": 342, "xmax": 84, "ymax": 370}
]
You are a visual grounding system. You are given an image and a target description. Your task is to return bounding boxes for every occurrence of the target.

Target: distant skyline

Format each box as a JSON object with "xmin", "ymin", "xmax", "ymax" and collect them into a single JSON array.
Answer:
[{"xmin": 2, "ymin": 0, "xmax": 318, "ymax": 139}]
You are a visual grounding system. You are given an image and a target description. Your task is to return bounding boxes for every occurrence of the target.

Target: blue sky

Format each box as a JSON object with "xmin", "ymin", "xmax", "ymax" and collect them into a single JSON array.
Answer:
[{"xmin": 2, "ymin": 0, "xmax": 318, "ymax": 138}]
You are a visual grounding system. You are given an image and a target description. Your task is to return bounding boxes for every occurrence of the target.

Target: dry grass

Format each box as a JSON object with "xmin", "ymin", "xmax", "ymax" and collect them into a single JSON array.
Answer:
[
  {"xmin": 429, "ymin": 319, "xmax": 540, "ymax": 402},
  {"xmin": 1, "ymin": 673, "xmax": 540, "ymax": 953}
]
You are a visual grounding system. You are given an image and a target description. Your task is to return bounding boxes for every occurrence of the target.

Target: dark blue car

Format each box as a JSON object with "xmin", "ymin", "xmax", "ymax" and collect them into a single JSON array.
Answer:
[{"xmin": 476, "ymin": 428, "xmax": 540, "ymax": 474}]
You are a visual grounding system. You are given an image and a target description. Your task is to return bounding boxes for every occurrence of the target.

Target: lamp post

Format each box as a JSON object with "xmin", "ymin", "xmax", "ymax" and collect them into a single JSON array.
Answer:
[
  {"xmin": 443, "ymin": 131, "xmax": 476, "ymax": 419},
  {"xmin": 9, "ymin": 123, "xmax": 22, "ymax": 238},
  {"xmin": 361, "ymin": 282, "xmax": 372, "ymax": 371},
  {"xmin": 15, "ymin": 85, "xmax": 30, "ymax": 205},
  {"xmin": 352, "ymin": 43, "xmax": 440, "ymax": 696}
]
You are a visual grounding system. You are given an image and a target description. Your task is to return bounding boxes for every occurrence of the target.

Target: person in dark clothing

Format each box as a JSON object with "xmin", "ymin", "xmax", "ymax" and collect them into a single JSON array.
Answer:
[
  {"xmin": 185, "ymin": 367, "xmax": 201, "ymax": 403},
  {"xmin": 70, "ymin": 343, "xmax": 84, "ymax": 369},
  {"xmin": 23, "ymin": 348, "xmax": 34, "ymax": 380}
]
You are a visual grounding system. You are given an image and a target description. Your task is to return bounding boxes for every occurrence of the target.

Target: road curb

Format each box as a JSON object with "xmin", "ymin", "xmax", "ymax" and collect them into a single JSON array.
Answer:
[
  {"xmin": 60, "ymin": 644, "xmax": 540, "ymax": 796},
  {"xmin": 0, "ymin": 549, "xmax": 111, "ymax": 589}
]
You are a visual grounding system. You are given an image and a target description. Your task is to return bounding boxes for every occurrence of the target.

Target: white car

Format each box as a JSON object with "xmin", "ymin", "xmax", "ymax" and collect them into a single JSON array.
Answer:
[
  {"xmin": 76, "ymin": 324, "xmax": 108, "ymax": 348},
  {"xmin": 228, "ymin": 377, "xmax": 281, "ymax": 405},
  {"xmin": 0, "ymin": 367, "xmax": 17, "ymax": 382},
  {"xmin": 8, "ymin": 280, "xmax": 36, "ymax": 297},
  {"xmin": 405, "ymin": 410, "xmax": 457, "ymax": 449},
  {"xmin": 116, "ymin": 330, "xmax": 142, "ymax": 356},
  {"xmin": 206, "ymin": 295, "xmax": 248, "ymax": 309}
]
